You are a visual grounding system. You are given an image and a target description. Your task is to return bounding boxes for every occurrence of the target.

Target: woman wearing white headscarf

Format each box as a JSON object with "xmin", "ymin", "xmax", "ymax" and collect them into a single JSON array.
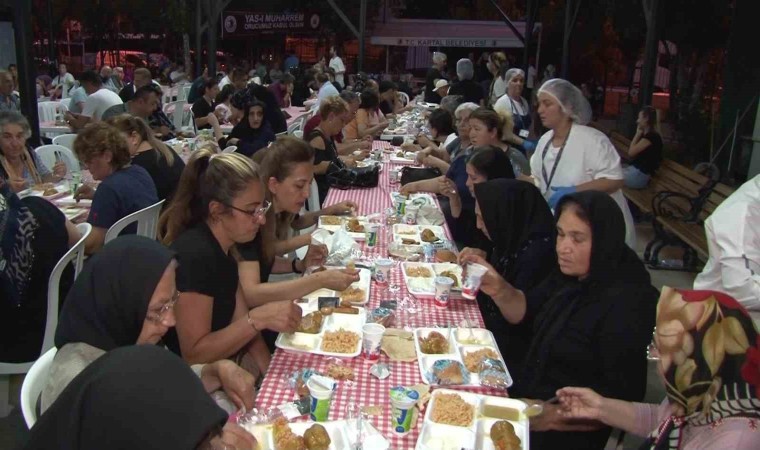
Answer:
[
  {"xmin": 530, "ymin": 78, "xmax": 636, "ymax": 247},
  {"xmin": 494, "ymin": 68, "xmax": 537, "ymax": 154}
]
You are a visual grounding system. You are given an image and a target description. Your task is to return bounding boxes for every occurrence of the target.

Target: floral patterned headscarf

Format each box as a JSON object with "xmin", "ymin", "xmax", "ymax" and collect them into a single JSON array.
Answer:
[{"xmin": 647, "ymin": 287, "xmax": 760, "ymax": 449}]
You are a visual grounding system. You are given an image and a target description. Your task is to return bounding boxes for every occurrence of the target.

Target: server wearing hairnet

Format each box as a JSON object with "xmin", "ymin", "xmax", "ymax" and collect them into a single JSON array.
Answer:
[{"xmin": 530, "ymin": 78, "xmax": 636, "ymax": 247}]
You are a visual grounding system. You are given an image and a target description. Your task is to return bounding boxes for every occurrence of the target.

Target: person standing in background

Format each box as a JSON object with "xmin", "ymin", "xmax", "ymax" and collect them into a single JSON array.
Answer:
[
  {"xmin": 50, "ymin": 63, "xmax": 76, "ymax": 99},
  {"xmin": 329, "ymin": 45, "xmax": 346, "ymax": 89},
  {"xmin": 424, "ymin": 52, "xmax": 447, "ymax": 103}
]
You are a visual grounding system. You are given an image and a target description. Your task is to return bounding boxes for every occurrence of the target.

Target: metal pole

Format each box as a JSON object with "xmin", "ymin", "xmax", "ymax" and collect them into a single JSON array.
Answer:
[
  {"xmin": 47, "ymin": 0, "xmax": 56, "ymax": 74},
  {"xmin": 14, "ymin": 0, "xmax": 40, "ymax": 143},
  {"xmin": 535, "ymin": 25, "xmax": 542, "ymax": 78},
  {"xmin": 196, "ymin": 0, "xmax": 202, "ymax": 77},
  {"xmin": 561, "ymin": 0, "xmax": 572, "ymax": 78},
  {"xmin": 522, "ymin": 0, "xmax": 538, "ymax": 72},
  {"xmin": 206, "ymin": 0, "xmax": 217, "ymax": 76},
  {"xmin": 639, "ymin": 0, "xmax": 660, "ymax": 107},
  {"xmin": 487, "ymin": 0, "xmax": 525, "ymax": 44},
  {"xmin": 359, "ymin": 0, "xmax": 367, "ymax": 72},
  {"xmin": 385, "ymin": 46, "xmax": 389, "ymax": 74}
]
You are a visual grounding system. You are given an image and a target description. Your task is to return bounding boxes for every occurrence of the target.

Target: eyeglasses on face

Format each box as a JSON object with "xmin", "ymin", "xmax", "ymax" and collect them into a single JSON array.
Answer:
[
  {"xmin": 225, "ymin": 199, "xmax": 271, "ymax": 219},
  {"xmin": 146, "ymin": 290, "xmax": 180, "ymax": 323}
]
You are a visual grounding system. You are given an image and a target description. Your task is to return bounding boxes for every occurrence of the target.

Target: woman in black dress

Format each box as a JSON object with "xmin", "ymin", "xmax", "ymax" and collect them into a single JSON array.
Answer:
[{"xmin": 462, "ymin": 190, "xmax": 658, "ymax": 449}]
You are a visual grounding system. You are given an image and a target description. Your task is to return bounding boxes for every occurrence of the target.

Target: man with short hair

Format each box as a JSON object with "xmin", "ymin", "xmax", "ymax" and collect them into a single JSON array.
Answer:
[
  {"xmin": 0, "ymin": 70, "xmax": 20, "ymax": 112},
  {"xmin": 448, "ymin": 58, "xmax": 484, "ymax": 106},
  {"xmin": 187, "ymin": 67, "xmax": 210, "ymax": 104},
  {"xmin": 102, "ymin": 84, "xmax": 160, "ymax": 121},
  {"xmin": 119, "ymin": 68, "xmax": 153, "ymax": 103},
  {"xmin": 378, "ymin": 81, "xmax": 411, "ymax": 116},
  {"xmin": 64, "ymin": 70, "xmax": 123, "ymax": 130},
  {"xmin": 425, "ymin": 52, "xmax": 447, "ymax": 103},
  {"xmin": 51, "ymin": 63, "xmax": 76, "ymax": 99},
  {"xmin": 313, "ymin": 72, "xmax": 339, "ymax": 111},
  {"xmin": 329, "ymin": 46, "xmax": 346, "ymax": 89},
  {"xmin": 100, "ymin": 66, "xmax": 119, "ymax": 92}
]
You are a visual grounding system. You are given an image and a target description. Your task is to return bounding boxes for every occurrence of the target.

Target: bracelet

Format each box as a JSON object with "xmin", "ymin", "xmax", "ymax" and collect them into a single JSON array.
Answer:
[
  {"xmin": 247, "ymin": 311, "xmax": 259, "ymax": 333},
  {"xmin": 292, "ymin": 258, "xmax": 303, "ymax": 274}
]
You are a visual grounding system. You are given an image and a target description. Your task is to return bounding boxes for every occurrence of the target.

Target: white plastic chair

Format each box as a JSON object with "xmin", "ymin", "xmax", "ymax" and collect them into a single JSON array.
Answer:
[
  {"xmin": 178, "ymin": 84, "xmax": 191, "ymax": 102},
  {"xmin": 398, "ymin": 91, "xmax": 410, "ymax": 106},
  {"xmin": 34, "ymin": 144, "xmax": 80, "ymax": 175},
  {"xmin": 160, "ymin": 85, "xmax": 172, "ymax": 105},
  {"xmin": 37, "ymin": 101, "xmax": 66, "ymax": 122},
  {"xmin": 19, "ymin": 348, "xmax": 57, "ymax": 428},
  {"xmin": 164, "ymin": 100, "xmax": 193, "ymax": 133},
  {"xmin": 51, "ymin": 133, "xmax": 77, "ymax": 151},
  {"xmin": 287, "ymin": 119, "xmax": 302, "ymax": 135},
  {"xmin": 0, "ymin": 222, "xmax": 91, "ymax": 418},
  {"xmin": 293, "ymin": 130, "xmax": 304, "ymax": 139},
  {"xmin": 307, "ymin": 178, "xmax": 320, "ymax": 212},
  {"xmin": 104, "ymin": 199, "xmax": 165, "ymax": 244},
  {"xmin": 59, "ymin": 98, "xmax": 71, "ymax": 110},
  {"xmin": 222, "ymin": 145, "xmax": 237, "ymax": 153}
]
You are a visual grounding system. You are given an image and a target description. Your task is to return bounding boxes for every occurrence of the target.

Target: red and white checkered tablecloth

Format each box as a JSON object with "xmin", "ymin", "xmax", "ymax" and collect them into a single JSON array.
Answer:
[{"xmin": 255, "ymin": 141, "xmax": 507, "ymax": 449}]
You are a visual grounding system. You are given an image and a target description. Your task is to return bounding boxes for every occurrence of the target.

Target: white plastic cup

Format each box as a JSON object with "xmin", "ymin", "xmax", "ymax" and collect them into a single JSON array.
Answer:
[
  {"xmin": 389, "ymin": 387, "xmax": 420, "ymax": 435},
  {"xmin": 374, "ymin": 258, "xmax": 394, "ymax": 285},
  {"xmin": 307, "ymin": 376, "xmax": 335, "ymax": 422},
  {"xmin": 433, "ymin": 276, "xmax": 455, "ymax": 308},
  {"xmin": 403, "ymin": 205, "xmax": 419, "ymax": 225},
  {"xmin": 365, "ymin": 224, "xmax": 379, "ymax": 247},
  {"xmin": 461, "ymin": 263, "xmax": 488, "ymax": 300},
  {"xmin": 389, "ymin": 168, "xmax": 400, "ymax": 184},
  {"xmin": 362, "ymin": 323, "xmax": 386, "ymax": 361}
]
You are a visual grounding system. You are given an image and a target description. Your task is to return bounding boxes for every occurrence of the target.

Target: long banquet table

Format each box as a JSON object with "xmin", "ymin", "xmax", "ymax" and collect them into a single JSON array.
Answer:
[{"xmin": 254, "ymin": 141, "xmax": 506, "ymax": 449}]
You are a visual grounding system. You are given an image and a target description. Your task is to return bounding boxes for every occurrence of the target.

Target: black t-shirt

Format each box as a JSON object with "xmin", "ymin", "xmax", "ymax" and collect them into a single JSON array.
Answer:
[
  {"xmin": 0, "ymin": 197, "xmax": 71, "ymax": 362},
  {"xmin": 131, "ymin": 148, "xmax": 186, "ymax": 202},
  {"xmin": 379, "ymin": 99, "xmax": 393, "ymax": 116},
  {"xmin": 424, "ymin": 68, "xmax": 443, "ymax": 103},
  {"xmin": 630, "ymin": 132, "xmax": 663, "ymax": 175},
  {"xmin": 237, "ymin": 234, "xmax": 272, "ymax": 284},
  {"xmin": 448, "ymin": 79, "xmax": 484, "ymax": 106},
  {"xmin": 192, "ymin": 98, "xmax": 215, "ymax": 129},
  {"xmin": 118, "ymin": 83, "xmax": 136, "ymax": 103},
  {"xmin": 165, "ymin": 222, "xmax": 239, "ymax": 356},
  {"xmin": 307, "ymin": 129, "xmax": 343, "ymax": 205}
]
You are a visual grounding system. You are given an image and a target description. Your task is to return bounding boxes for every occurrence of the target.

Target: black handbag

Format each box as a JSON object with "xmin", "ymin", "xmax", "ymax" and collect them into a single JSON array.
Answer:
[
  {"xmin": 400, "ymin": 166, "xmax": 442, "ymax": 185},
  {"xmin": 327, "ymin": 164, "xmax": 380, "ymax": 189}
]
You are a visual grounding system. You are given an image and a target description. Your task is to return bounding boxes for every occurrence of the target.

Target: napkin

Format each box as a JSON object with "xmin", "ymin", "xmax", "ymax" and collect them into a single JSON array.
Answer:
[
  {"xmin": 312, "ymin": 228, "xmax": 359, "ymax": 266},
  {"xmin": 415, "ymin": 205, "xmax": 445, "ymax": 226},
  {"xmin": 380, "ymin": 329, "xmax": 417, "ymax": 362}
]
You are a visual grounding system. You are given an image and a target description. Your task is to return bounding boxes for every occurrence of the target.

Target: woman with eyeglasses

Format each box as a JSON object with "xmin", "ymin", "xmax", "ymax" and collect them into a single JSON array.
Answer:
[
  {"xmin": 41, "ymin": 236, "xmax": 258, "ymax": 419},
  {"xmin": 159, "ymin": 150, "xmax": 302, "ymax": 377},
  {"xmin": 32, "ymin": 345, "xmax": 257, "ymax": 450},
  {"xmin": 237, "ymin": 136, "xmax": 360, "ymax": 350}
]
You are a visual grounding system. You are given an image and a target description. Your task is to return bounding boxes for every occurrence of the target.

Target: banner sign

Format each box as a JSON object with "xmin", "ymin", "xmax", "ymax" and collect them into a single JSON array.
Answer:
[
  {"xmin": 370, "ymin": 37, "xmax": 520, "ymax": 48},
  {"xmin": 222, "ymin": 11, "xmax": 320, "ymax": 36}
]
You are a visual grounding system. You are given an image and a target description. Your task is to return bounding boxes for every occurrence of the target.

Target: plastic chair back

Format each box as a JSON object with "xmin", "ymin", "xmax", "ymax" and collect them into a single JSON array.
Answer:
[
  {"xmin": 51, "ymin": 133, "xmax": 77, "ymax": 151},
  {"xmin": 308, "ymin": 178, "xmax": 320, "ymax": 211},
  {"xmin": 34, "ymin": 145, "xmax": 80, "ymax": 175},
  {"xmin": 37, "ymin": 101, "xmax": 66, "ymax": 122},
  {"xmin": 178, "ymin": 84, "xmax": 191, "ymax": 102},
  {"xmin": 20, "ymin": 348, "xmax": 57, "ymax": 428},
  {"xmin": 222, "ymin": 146, "xmax": 237, "ymax": 153},
  {"xmin": 104, "ymin": 200, "xmax": 165, "ymax": 244},
  {"xmin": 398, "ymin": 91, "xmax": 410, "ymax": 106}
]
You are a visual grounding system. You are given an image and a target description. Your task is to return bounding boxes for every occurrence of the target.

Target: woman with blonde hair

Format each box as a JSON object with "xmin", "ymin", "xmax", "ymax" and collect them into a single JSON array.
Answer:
[
  {"xmin": 106, "ymin": 114, "xmax": 185, "ymax": 201},
  {"xmin": 159, "ymin": 149, "xmax": 302, "ymax": 375},
  {"xmin": 486, "ymin": 52, "xmax": 508, "ymax": 107}
]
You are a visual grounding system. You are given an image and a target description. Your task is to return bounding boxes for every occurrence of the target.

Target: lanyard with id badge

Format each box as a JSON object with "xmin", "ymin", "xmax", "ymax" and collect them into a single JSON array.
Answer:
[
  {"xmin": 509, "ymin": 97, "xmax": 532, "ymax": 138},
  {"xmin": 540, "ymin": 124, "xmax": 573, "ymax": 193}
]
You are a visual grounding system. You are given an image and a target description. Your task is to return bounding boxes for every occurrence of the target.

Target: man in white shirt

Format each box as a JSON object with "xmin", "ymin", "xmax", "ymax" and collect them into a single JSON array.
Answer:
[
  {"xmin": 51, "ymin": 63, "xmax": 76, "ymax": 99},
  {"xmin": 329, "ymin": 46, "xmax": 346, "ymax": 89},
  {"xmin": 100, "ymin": 66, "xmax": 119, "ymax": 92},
  {"xmin": 694, "ymin": 174, "xmax": 760, "ymax": 325},
  {"xmin": 67, "ymin": 85, "xmax": 88, "ymax": 114},
  {"xmin": 313, "ymin": 72, "xmax": 339, "ymax": 111},
  {"xmin": 64, "ymin": 70, "xmax": 123, "ymax": 130}
]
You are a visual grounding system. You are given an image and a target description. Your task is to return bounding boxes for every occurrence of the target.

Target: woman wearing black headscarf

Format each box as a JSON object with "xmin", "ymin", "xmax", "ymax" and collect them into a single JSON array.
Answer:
[
  {"xmin": 464, "ymin": 179, "xmax": 556, "ymax": 369},
  {"xmin": 27, "ymin": 345, "xmax": 256, "ymax": 450},
  {"xmin": 461, "ymin": 191, "xmax": 657, "ymax": 450},
  {"xmin": 42, "ymin": 236, "xmax": 256, "ymax": 415},
  {"xmin": 220, "ymin": 99, "xmax": 275, "ymax": 158}
]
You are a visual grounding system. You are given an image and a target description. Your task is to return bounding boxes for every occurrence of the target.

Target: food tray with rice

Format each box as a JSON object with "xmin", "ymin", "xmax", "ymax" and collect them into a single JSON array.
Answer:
[
  {"xmin": 401, "ymin": 262, "xmax": 463, "ymax": 299},
  {"xmin": 317, "ymin": 216, "xmax": 371, "ymax": 241},
  {"xmin": 244, "ymin": 417, "xmax": 390, "ymax": 450},
  {"xmin": 413, "ymin": 327, "xmax": 512, "ymax": 388},
  {"xmin": 392, "ymin": 224, "xmax": 446, "ymax": 249},
  {"xmin": 416, "ymin": 389, "xmax": 528, "ymax": 450},
  {"xmin": 275, "ymin": 296, "xmax": 366, "ymax": 358},
  {"xmin": 301, "ymin": 266, "xmax": 372, "ymax": 306},
  {"xmin": 53, "ymin": 194, "xmax": 93, "ymax": 206}
]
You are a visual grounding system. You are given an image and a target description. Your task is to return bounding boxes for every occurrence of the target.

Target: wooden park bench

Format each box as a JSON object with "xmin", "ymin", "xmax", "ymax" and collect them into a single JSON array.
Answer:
[{"xmin": 585, "ymin": 124, "xmax": 735, "ymax": 271}]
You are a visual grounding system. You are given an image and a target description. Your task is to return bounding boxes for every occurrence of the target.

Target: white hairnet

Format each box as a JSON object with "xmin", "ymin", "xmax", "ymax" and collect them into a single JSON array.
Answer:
[
  {"xmin": 537, "ymin": 78, "xmax": 592, "ymax": 125},
  {"xmin": 504, "ymin": 68, "xmax": 525, "ymax": 84},
  {"xmin": 432, "ymin": 52, "xmax": 447, "ymax": 64},
  {"xmin": 456, "ymin": 58, "xmax": 474, "ymax": 81}
]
